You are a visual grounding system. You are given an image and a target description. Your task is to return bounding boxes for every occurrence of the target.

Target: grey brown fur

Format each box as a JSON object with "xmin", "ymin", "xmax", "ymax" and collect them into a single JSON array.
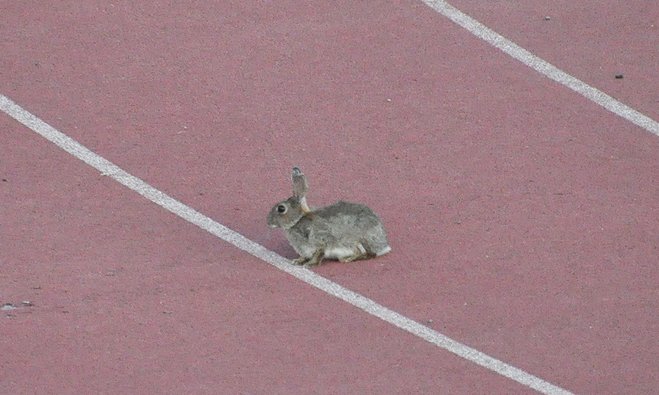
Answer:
[{"xmin": 267, "ymin": 167, "xmax": 391, "ymax": 266}]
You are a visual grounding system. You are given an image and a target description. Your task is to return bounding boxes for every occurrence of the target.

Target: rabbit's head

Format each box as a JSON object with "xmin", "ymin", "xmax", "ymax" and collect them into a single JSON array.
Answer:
[{"xmin": 267, "ymin": 167, "xmax": 311, "ymax": 229}]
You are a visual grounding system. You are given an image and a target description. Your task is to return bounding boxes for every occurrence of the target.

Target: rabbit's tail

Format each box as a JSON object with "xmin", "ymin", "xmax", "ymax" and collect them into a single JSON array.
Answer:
[{"xmin": 375, "ymin": 245, "xmax": 392, "ymax": 256}]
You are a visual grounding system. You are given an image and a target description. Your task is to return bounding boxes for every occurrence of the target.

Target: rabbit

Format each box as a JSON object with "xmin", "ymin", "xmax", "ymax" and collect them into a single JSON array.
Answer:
[{"xmin": 267, "ymin": 167, "xmax": 391, "ymax": 266}]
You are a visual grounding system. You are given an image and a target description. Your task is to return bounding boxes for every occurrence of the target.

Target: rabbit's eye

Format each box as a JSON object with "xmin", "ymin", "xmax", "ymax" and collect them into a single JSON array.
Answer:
[{"xmin": 277, "ymin": 204, "xmax": 287, "ymax": 214}]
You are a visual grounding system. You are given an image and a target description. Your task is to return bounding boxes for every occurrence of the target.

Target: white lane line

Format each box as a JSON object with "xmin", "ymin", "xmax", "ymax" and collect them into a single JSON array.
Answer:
[
  {"xmin": 0, "ymin": 94, "xmax": 573, "ymax": 395},
  {"xmin": 422, "ymin": 0, "xmax": 659, "ymax": 136}
]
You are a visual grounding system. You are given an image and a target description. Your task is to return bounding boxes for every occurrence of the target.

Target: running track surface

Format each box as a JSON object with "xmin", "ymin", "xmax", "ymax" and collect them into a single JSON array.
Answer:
[{"xmin": 1, "ymin": 1, "xmax": 657, "ymax": 394}]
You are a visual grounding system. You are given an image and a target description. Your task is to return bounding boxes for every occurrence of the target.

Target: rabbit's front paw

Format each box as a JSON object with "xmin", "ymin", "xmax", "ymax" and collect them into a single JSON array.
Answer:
[{"xmin": 292, "ymin": 256, "xmax": 309, "ymax": 265}]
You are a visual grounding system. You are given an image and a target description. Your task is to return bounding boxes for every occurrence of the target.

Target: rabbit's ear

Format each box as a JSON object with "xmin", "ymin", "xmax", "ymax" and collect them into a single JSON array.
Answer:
[
  {"xmin": 292, "ymin": 167, "xmax": 310, "ymax": 212},
  {"xmin": 291, "ymin": 167, "xmax": 308, "ymax": 198}
]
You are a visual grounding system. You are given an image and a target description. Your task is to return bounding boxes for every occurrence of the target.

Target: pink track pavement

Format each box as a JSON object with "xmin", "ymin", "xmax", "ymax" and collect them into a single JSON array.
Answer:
[{"xmin": 1, "ymin": 1, "xmax": 657, "ymax": 394}]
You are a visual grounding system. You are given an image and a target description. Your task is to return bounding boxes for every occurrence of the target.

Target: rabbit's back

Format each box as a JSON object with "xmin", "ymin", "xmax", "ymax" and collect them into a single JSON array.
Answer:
[
  {"xmin": 315, "ymin": 201, "xmax": 390, "ymax": 256},
  {"xmin": 316, "ymin": 201, "xmax": 381, "ymax": 231}
]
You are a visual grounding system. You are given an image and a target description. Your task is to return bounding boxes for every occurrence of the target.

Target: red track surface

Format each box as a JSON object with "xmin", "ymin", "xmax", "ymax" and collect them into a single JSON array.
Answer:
[{"xmin": 2, "ymin": 1, "xmax": 657, "ymax": 394}]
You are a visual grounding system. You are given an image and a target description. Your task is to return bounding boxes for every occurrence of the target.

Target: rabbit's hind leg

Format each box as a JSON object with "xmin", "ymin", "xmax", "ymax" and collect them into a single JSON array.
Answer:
[{"xmin": 339, "ymin": 243, "xmax": 376, "ymax": 263}]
